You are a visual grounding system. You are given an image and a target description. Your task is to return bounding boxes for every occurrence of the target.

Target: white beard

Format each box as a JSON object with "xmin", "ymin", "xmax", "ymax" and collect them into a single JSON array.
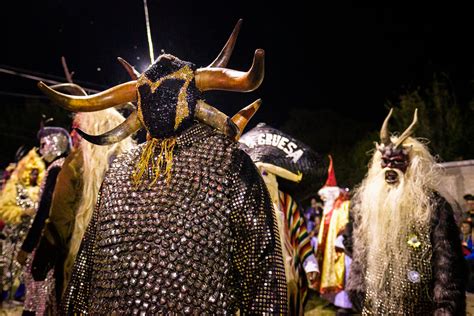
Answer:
[{"xmin": 353, "ymin": 166, "xmax": 433, "ymax": 298}]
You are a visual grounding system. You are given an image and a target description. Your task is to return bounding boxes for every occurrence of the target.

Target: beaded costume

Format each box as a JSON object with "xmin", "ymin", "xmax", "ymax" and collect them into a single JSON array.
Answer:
[
  {"xmin": 38, "ymin": 20, "xmax": 288, "ymax": 314},
  {"xmin": 62, "ymin": 123, "xmax": 286, "ymax": 314}
]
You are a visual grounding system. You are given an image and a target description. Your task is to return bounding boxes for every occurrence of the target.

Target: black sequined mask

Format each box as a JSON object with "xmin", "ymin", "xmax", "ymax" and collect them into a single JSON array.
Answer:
[{"xmin": 137, "ymin": 54, "xmax": 202, "ymax": 139}]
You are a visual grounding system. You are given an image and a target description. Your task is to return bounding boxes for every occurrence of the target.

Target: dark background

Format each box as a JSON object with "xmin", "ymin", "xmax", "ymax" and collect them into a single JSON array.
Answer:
[{"xmin": 1, "ymin": 1, "xmax": 473, "ymax": 182}]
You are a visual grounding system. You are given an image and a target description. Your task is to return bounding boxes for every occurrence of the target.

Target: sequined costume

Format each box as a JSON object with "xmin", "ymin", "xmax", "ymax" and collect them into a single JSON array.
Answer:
[
  {"xmin": 39, "ymin": 19, "xmax": 287, "ymax": 314},
  {"xmin": 62, "ymin": 123, "xmax": 287, "ymax": 314}
]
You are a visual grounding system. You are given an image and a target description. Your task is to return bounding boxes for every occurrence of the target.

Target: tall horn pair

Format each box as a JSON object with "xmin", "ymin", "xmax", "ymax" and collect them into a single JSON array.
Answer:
[
  {"xmin": 394, "ymin": 109, "xmax": 418, "ymax": 147},
  {"xmin": 38, "ymin": 18, "xmax": 263, "ymax": 145},
  {"xmin": 115, "ymin": 20, "xmax": 261, "ymax": 94},
  {"xmin": 379, "ymin": 108, "xmax": 418, "ymax": 147}
]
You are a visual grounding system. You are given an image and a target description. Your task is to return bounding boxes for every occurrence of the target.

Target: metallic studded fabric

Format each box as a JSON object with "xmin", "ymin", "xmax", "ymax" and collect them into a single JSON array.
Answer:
[
  {"xmin": 362, "ymin": 222, "xmax": 433, "ymax": 315},
  {"xmin": 62, "ymin": 123, "xmax": 287, "ymax": 315}
]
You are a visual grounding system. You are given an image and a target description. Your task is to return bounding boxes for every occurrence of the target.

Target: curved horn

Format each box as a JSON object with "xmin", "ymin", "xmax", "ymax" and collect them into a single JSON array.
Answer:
[
  {"xmin": 380, "ymin": 108, "xmax": 393, "ymax": 145},
  {"xmin": 50, "ymin": 83, "xmax": 88, "ymax": 96},
  {"xmin": 195, "ymin": 100, "xmax": 238, "ymax": 138},
  {"xmin": 38, "ymin": 81, "xmax": 137, "ymax": 112},
  {"xmin": 231, "ymin": 99, "xmax": 261, "ymax": 140},
  {"xmin": 394, "ymin": 108, "xmax": 418, "ymax": 147},
  {"xmin": 256, "ymin": 162, "xmax": 302, "ymax": 183},
  {"xmin": 195, "ymin": 49, "xmax": 264, "ymax": 92},
  {"xmin": 75, "ymin": 110, "xmax": 142, "ymax": 145},
  {"xmin": 117, "ymin": 57, "xmax": 141, "ymax": 80},
  {"xmin": 208, "ymin": 19, "xmax": 243, "ymax": 68}
]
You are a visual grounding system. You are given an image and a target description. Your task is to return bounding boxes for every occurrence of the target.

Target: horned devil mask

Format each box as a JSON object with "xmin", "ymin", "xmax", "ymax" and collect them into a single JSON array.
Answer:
[
  {"xmin": 37, "ymin": 19, "xmax": 262, "ymax": 145},
  {"xmin": 376, "ymin": 108, "xmax": 418, "ymax": 185}
]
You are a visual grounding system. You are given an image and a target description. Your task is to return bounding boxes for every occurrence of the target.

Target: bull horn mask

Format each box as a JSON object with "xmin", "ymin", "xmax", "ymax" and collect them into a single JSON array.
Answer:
[{"xmin": 37, "ymin": 19, "xmax": 263, "ymax": 146}]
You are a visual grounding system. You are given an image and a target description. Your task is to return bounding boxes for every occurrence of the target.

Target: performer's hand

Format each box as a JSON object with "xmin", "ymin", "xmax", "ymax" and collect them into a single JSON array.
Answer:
[
  {"xmin": 306, "ymin": 271, "xmax": 319, "ymax": 289},
  {"xmin": 16, "ymin": 250, "xmax": 29, "ymax": 266}
]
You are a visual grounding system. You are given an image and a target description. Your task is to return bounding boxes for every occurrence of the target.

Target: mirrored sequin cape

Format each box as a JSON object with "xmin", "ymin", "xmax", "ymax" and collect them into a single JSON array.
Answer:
[{"xmin": 62, "ymin": 123, "xmax": 288, "ymax": 315}]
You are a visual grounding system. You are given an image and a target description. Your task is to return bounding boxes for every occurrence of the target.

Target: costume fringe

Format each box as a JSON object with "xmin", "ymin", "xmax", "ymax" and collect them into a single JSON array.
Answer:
[{"xmin": 132, "ymin": 137, "xmax": 176, "ymax": 188}]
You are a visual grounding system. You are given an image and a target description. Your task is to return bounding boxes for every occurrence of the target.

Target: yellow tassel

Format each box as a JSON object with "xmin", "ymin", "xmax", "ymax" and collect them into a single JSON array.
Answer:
[{"xmin": 132, "ymin": 137, "xmax": 176, "ymax": 188}]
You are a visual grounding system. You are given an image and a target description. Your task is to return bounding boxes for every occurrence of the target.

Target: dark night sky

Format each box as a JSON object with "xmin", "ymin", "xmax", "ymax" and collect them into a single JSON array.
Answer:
[{"xmin": 1, "ymin": 1, "xmax": 474, "ymax": 166}]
